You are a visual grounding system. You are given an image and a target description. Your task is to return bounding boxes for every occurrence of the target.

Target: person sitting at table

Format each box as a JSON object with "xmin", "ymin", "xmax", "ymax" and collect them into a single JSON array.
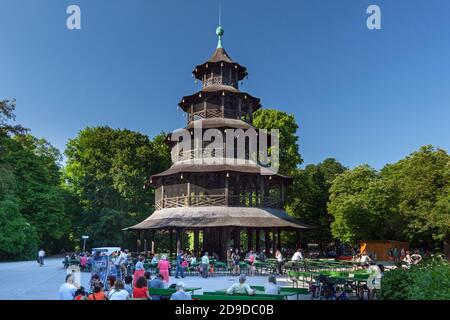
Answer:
[
  {"xmin": 411, "ymin": 250, "xmax": 422, "ymax": 264},
  {"xmin": 264, "ymin": 275, "xmax": 281, "ymax": 295},
  {"xmin": 58, "ymin": 274, "xmax": 78, "ymax": 300},
  {"xmin": 226, "ymin": 274, "xmax": 255, "ymax": 295},
  {"xmin": 74, "ymin": 286, "xmax": 88, "ymax": 300},
  {"xmin": 360, "ymin": 251, "xmax": 372, "ymax": 267},
  {"xmin": 124, "ymin": 275, "xmax": 133, "ymax": 296},
  {"xmin": 132, "ymin": 276, "xmax": 151, "ymax": 300},
  {"xmin": 151, "ymin": 254, "xmax": 159, "ymax": 265},
  {"xmin": 106, "ymin": 275, "xmax": 116, "ymax": 292},
  {"xmin": 144, "ymin": 271, "xmax": 152, "ymax": 286},
  {"xmin": 108, "ymin": 280, "xmax": 130, "ymax": 300},
  {"xmin": 291, "ymin": 249, "xmax": 304, "ymax": 262},
  {"xmin": 358, "ymin": 263, "xmax": 384, "ymax": 300},
  {"xmin": 158, "ymin": 255, "xmax": 171, "ymax": 283},
  {"xmin": 170, "ymin": 281, "xmax": 192, "ymax": 300},
  {"xmin": 133, "ymin": 255, "xmax": 146, "ymax": 286},
  {"xmin": 88, "ymin": 284, "xmax": 107, "ymax": 300},
  {"xmin": 149, "ymin": 273, "xmax": 165, "ymax": 300}
]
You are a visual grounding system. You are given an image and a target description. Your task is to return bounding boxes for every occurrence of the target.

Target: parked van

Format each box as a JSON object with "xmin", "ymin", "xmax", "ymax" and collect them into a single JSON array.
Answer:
[{"xmin": 91, "ymin": 247, "xmax": 121, "ymax": 256}]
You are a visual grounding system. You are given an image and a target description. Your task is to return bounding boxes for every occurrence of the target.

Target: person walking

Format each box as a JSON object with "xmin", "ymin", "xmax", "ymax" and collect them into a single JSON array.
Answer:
[
  {"xmin": 38, "ymin": 248, "xmax": 46, "ymax": 266},
  {"xmin": 231, "ymin": 249, "xmax": 240, "ymax": 276},
  {"xmin": 393, "ymin": 247, "xmax": 399, "ymax": 263},
  {"xmin": 175, "ymin": 250, "xmax": 185, "ymax": 279},
  {"xmin": 275, "ymin": 250, "xmax": 283, "ymax": 275},
  {"xmin": 201, "ymin": 252, "xmax": 210, "ymax": 278},
  {"xmin": 157, "ymin": 255, "xmax": 171, "ymax": 284}
]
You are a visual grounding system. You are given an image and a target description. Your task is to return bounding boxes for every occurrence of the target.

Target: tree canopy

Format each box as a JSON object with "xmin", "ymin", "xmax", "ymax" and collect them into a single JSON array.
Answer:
[
  {"xmin": 328, "ymin": 146, "xmax": 450, "ymax": 250},
  {"xmin": 253, "ymin": 109, "xmax": 302, "ymax": 175},
  {"xmin": 64, "ymin": 126, "xmax": 171, "ymax": 248}
]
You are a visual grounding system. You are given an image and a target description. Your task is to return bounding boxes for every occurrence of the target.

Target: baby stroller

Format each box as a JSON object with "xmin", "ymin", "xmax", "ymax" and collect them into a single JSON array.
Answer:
[{"xmin": 310, "ymin": 275, "xmax": 349, "ymax": 300}]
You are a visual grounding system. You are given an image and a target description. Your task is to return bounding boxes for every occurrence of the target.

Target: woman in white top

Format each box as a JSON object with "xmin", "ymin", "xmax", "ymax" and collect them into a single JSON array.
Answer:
[
  {"xmin": 275, "ymin": 250, "xmax": 283, "ymax": 275},
  {"xmin": 107, "ymin": 280, "xmax": 130, "ymax": 300},
  {"xmin": 264, "ymin": 275, "xmax": 281, "ymax": 295}
]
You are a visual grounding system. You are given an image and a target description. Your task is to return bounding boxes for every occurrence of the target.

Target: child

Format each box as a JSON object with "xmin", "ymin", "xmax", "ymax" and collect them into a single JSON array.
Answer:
[{"xmin": 74, "ymin": 286, "xmax": 88, "ymax": 300}]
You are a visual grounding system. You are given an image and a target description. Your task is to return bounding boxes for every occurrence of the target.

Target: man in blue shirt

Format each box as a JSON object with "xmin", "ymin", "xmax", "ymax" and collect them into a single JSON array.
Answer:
[
  {"xmin": 149, "ymin": 274, "xmax": 165, "ymax": 300},
  {"xmin": 170, "ymin": 282, "xmax": 192, "ymax": 300},
  {"xmin": 175, "ymin": 250, "xmax": 185, "ymax": 278}
]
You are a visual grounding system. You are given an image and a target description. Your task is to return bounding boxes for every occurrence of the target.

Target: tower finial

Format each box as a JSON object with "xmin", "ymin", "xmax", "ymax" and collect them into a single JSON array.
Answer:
[{"xmin": 216, "ymin": 5, "xmax": 224, "ymax": 49}]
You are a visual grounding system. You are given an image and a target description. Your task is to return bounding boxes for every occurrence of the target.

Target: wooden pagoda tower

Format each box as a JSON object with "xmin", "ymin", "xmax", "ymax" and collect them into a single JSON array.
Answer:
[{"xmin": 126, "ymin": 26, "xmax": 309, "ymax": 260}]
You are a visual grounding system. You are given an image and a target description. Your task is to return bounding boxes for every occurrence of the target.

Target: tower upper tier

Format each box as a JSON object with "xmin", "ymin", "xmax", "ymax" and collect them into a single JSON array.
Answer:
[{"xmin": 180, "ymin": 26, "xmax": 261, "ymax": 124}]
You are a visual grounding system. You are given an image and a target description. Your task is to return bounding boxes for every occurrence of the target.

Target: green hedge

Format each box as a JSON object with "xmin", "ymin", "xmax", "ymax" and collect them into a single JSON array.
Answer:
[{"xmin": 380, "ymin": 257, "xmax": 450, "ymax": 300}]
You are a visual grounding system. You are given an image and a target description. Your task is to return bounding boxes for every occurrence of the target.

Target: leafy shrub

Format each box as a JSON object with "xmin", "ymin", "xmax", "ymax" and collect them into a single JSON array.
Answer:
[{"xmin": 380, "ymin": 258, "xmax": 450, "ymax": 300}]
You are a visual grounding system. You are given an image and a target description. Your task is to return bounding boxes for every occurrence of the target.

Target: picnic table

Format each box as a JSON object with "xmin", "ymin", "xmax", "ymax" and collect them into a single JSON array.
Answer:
[
  {"xmin": 250, "ymin": 286, "xmax": 309, "ymax": 299},
  {"xmin": 193, "ymin": 294, "xmax": 281, "ymax": 301},
  {"xmin": 149, "ymin": 287, "xmax": 202, "ymax": 296},
  {"xmin": 214, "ymin": 289, "xmax": 295, "ymax": 300}
]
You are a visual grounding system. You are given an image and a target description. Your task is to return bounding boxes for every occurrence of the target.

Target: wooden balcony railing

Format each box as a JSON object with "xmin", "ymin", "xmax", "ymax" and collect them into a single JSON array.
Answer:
[
  {"xmin": 187, "ymin": 109, "xmax": 251, "ymax": 124},
  {"xmin": 155, "ymin": 194, "xmax": 282, "ymax": 210}
]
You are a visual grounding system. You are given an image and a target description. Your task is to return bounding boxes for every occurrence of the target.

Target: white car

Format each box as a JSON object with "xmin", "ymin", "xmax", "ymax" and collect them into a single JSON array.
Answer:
[{"xmin": 91, "ymin": 247, "xmax": 121, "ymax": 256}]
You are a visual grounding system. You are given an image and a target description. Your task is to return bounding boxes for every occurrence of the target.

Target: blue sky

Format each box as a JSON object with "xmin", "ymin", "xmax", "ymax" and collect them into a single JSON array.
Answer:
[{"xmin": 0, "ymin": 0, "xmax": 449, "ymax": 169}]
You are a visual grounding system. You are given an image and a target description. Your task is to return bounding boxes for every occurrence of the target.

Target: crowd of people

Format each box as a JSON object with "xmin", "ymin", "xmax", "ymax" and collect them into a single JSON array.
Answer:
[{"xmin": 57, "ymin": 247, "xmax": 292, "ymax": 300}]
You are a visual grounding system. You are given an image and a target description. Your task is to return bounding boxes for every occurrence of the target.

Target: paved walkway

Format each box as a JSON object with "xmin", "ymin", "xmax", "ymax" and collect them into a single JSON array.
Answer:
[{"xmin": 0, "ymin": 258, "xmax": 305, "ymax": 300}]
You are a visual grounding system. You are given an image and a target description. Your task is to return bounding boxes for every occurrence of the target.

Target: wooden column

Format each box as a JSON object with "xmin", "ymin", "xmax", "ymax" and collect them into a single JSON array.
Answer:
[
  {"xmin": 255, "ymin": 229, "xmax": 261, "ymax": 252},
  {"xmin": 277, "ymin": 229, "xmax": 282, "ymax": 251},
  {"xmin": 221, "ymin": 96, "xmax": 225, "ymax": 117},
  {"xmin": 143, "ymin": 230, "xmax": 148, "ymax": 254},
  {"xmin": 236, "ymin": 228, "xmax": 241, "ymax": 252},
  {"xmin": 161, "ymin": 179, "xmax": 164, "ymax": 209},
  {"xmin": 265, "ymin": 229, "xmax": 270, "ymax": 256},
  {"xmin": 136, "ymin": 231, "xmax": 141, "ymax": 254},
  {"xmin": 202, "ymin": 228, "xmax": 207, "ymax": 254},
  {"xmin": 169, "ymin": 229, "xmax": 173, "ymax": 257},
  {"xmin": 272, "ymin": 228, "xmax": 277, "ymax": 257},
  {"xmin": 175, "ymin": 229, "xmax": 181, "ymax": 253},
  {"xmin": 151, "ymin": 230, "xmax": 155, "ymax": 254},
  {"xmin": 260, "ymin": 176, "xmax": 264, "ymax": 207},
  {"xmin": 225, "ymin": 174, "xmax": 229, "ymax": 205},
  {"xmin": 194, "ymin": 229, "xmax": 199, "ymax": 257},
  {"xmin": 247, "ymin": 228, "xmax": 254, "ymax": 252},
  {"xmin": 238, "ymin": 99, "xmax": 242, "ymax": 119},
  {"xmin": 187, "ymin": 180, "xmax": 191, "ymax": 206},
  {"xmin": 296, "ymin": 231, "xmax": 301, "ymax": 250}
]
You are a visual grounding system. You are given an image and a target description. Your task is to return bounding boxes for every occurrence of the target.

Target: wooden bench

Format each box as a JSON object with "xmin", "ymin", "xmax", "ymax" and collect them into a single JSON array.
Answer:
[
  {"xmin": 205, "ymin": 291, "xmax": 286, "ymax": 300},
  {"xmin": 148, "ymin": 287, "xmax": 201, "ymax": 296},
  {"xmin": 250, "ymin": 286, "xmax": 310, "ymax": 299},
  {"xmin": 192, "ymin": 294, "xmax": 283, "ymax": 301}
]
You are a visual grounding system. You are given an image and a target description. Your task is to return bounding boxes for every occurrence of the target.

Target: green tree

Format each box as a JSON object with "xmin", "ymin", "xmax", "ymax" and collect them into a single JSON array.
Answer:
[
  {"xmin": 0, "ymin": 196, "xmax": 38, "ymax": 260},
  {"xmin": 253, "ymin": 109, "xmax": 302, "ymax": 175},
  {"xmin": 286, "ymin": 158, "xmax": 346, "ymax": 243},
  {"xmin": 0, "ymin": 99, "xmax": 28, "ymax": 135},
  {"xmin": 64, "ymin": 127, "xmax": 171, "ymax": 248},
  {"xmin": 328, "ymin": 165, "xmax": 403, "ymax": 244},
  {"xmin": 2, "ymin": 135, "xmax": 69, "ymax": 253},
  {"xmin": 381, "ymin": 145, "xmax": 450, "ymax": 249}
]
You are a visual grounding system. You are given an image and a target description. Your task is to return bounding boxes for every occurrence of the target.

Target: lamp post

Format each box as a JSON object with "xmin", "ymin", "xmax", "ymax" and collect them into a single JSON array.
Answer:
[{"xmin": 82, "ymin": 235, "xmax": 89, "ymax": 253}]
